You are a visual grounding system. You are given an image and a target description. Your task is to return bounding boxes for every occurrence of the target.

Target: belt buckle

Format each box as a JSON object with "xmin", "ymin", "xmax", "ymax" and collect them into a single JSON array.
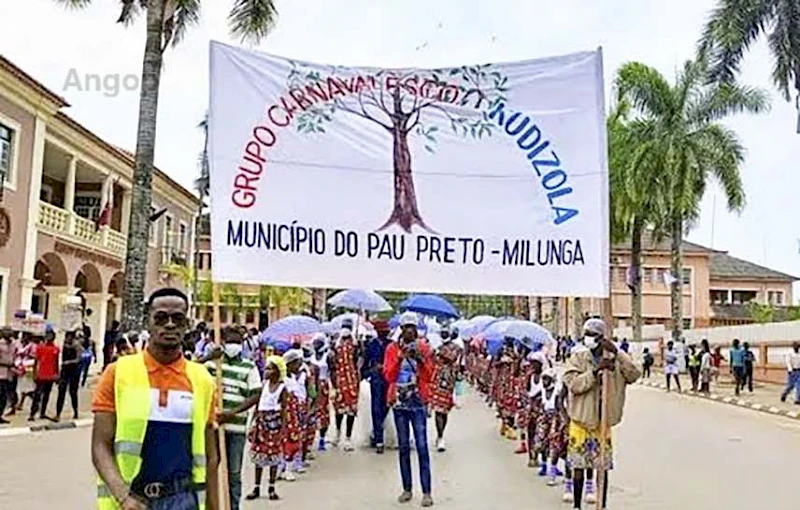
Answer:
[{"xmin": 143, "ymin": 482, "xmax": 164, "ymax": 499}]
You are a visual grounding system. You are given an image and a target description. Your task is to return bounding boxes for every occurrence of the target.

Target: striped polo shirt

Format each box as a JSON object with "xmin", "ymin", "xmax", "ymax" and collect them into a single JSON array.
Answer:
[{"xmin": 205, "ymin": 354, "xmax": 262, "ymax": 433}]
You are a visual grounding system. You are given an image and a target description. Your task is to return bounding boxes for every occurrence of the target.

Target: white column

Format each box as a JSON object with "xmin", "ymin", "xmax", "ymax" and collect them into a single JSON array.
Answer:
[
  {"xmin": 727, "ymin": 289, "xmax": 733, "ymax": 305},
  {"xmin": 84, "ymin": 292, "xmax": 108, "ymax": 341},
  {"xmin": 65, "ymin": 155, "xmax": 77, "ymax": 234},
  {"xmin": 20, "ymin": 115, "xmax": 47, "ymax": 310},
  {"xmin": 120, "ymin": 189, "xmax": 131, "ymax": 235}
]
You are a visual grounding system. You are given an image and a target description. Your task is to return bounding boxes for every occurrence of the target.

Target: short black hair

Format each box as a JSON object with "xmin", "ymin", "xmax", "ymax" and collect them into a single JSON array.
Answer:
[{"xmin": 147, "ymin": 287, "xmax": 189, "ymax": 310}]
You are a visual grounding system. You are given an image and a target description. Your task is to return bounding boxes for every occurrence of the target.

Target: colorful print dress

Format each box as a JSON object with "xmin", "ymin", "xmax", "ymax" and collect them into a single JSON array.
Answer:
[
  {"xmin": 430, "ymin": 342, "xmax": 462, "ymax": 414},
  {"xmin": 332, "ymin": 339, "xmax": 360, "ymax": 416},
  {"xmin": 310, "ymin": 353, "xmax": 331, "ymax": 430},
  {"xmin": 249, "ymin": 382, "xmax": 287, "ymax": 468}
]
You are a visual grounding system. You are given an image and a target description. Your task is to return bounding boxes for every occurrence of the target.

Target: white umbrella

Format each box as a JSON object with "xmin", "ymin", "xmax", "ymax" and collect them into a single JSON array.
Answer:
[{"xmin": 327, "ymin": 289, "xmax": 392, "ymax": 312}]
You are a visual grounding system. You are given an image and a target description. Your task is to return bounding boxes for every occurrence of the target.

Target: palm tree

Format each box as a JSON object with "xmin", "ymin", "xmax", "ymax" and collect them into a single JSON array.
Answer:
[
  {"xmin": 55, "ymin": 0, "xmax": 278, "ymax": 329},
  {"xmin": 608, "ymin": 90, "xmax": 669, "ymax": 344},
  {"xmin": 616, "ymin": 59, "xmax": 768, "ymax": 342},
  {"xmin": 192, "ymin": 114, "xmax": 210, "ymax": 318},
  {"xmin": 699, "ymin": 0, "xmax": 800, "ymax": 132}
]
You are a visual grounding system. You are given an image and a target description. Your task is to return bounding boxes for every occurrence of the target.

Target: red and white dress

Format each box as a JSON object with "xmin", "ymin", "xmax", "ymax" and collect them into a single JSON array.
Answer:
[
  {"xmin": 430, "ymin": 342, "xmax": 462, "ymax": 414},
  {"xmin": 310, "ymin": 352, "xmax": 331, "ymax": 430},
  {"xmin": 249, "ymin": 382, "xmax": 287, "ymax": 468},
  {"xmin": 332, "ymin": 339, "xmax": 360, "ymax": 416}
]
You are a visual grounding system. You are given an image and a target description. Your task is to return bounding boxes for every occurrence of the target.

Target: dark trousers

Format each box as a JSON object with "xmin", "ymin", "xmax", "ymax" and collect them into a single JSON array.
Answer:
[
  {"xmin": 744, "ymin": 364, "xmax": 754, "ymax": 392},
  {"xmin": 0, "ymin": 378, "xmax": 11, "ymax": 416},
  {"xmin": 56, "ymin": 365, "xmax": 80, "ymax": 418},
  {"xmin": 226, "ymin": 431, "xmax": 247, "ymax": 510},
  {"xmin": 30, "ymin": 380, "xmax": 55, "ymax": 418},
  {"xmin": 370, "ymin": 378, "xmax": 388, "ymax": 446},
  {"xmin": 394, "ymin": 406, "xmax": 432, "ymax": 495},
  {"xmin": 733, "ymin": 366, "xmax": 745, "ymax": 395},
  {"xmin": 689, "ymin": 366, "xmax": 700, "ymax": 391}
]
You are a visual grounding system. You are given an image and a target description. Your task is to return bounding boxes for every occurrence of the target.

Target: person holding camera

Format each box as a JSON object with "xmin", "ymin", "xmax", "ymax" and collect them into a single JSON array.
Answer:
[
  {"xmin": 563, "ymin": 318, "xmax": 640, "ymax": 509},
  {"xmin": 383, "ymin": 312, "xmax": 435, "ymax": 507}
]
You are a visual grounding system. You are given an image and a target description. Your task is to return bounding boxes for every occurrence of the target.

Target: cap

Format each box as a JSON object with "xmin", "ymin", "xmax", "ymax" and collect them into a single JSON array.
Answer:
[
  {"xmin": 283, "ymin": 349, "xmax": 303, "ymax": 364},
  {"xmin": 340, "ymin": 327, "xmax": 353, "ymax": 337},
  {"xmin": 400, "ymin": 311, "xmax": 418, "ymax": 327},
  {"xmin": 583, "ymin": 318, "xmax": 606, "ymax": 337}
]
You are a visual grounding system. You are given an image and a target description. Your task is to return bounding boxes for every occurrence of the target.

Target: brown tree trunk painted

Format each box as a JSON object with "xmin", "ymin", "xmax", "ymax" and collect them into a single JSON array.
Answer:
[
  {"xmin": 670, "ymin": 215, "xmax": 684, "ymax": 342},
  {"xmin": 630, "ymin": 217, "xmax": 644, "ymax": 343},
  {"xmin": 378, "ymin": 90, "xmax": 431, "ymax": 232},
  {"xmin": 550, "ymin": 296, "xmax": 559, "ymax": 335},
  {"xmin": 534, "ymin": 297, "xmax": 543, "ymax": 323},
  {"xmin": 121, "ymin": 0, "xmax": 166, "ymax": 330},
  {"xmin": 573, "ymin": 297, "xmax": 583, "ymax": 339}
]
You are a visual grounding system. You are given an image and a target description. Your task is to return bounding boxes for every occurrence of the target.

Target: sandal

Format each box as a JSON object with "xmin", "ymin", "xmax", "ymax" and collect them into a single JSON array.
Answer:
[
  {"xmin": 245, "ymin": 487, "xmax": 260, "ymax": 500},
  {"xmin": 268, "ymin": 487, "xmax": 280, "ymax": 501}
]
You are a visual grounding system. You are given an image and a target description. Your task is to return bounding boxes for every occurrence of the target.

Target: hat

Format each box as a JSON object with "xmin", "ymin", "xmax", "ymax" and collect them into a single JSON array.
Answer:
[
  {"xmin": 340, "ymin": 327, "xmax": 353, "ymax": 337},
  {"xmin": 283, "ymin": 349, "xmax": 303, "ymax": 364},
  {"xmin": 311, "ymin": 332, "xmax": 327, "ymax": 343},
  {"xmin": 583, "ymin": 318, "xmax": 606, "ymax": 337},
  {"xmin": 266, "ymin": 355, "xmax": 287, "ymax": 380},
  {"xmin": 542, "ymin": 367, "xmax": 556, "ymax": 380},
  {"xmin": 400, "ymin": 311, "xmax": 418, "ymax": 327}
]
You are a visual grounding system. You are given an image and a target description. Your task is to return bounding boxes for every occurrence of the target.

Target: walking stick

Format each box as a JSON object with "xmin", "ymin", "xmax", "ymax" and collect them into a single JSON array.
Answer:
[
  {"xmin": 212, "ymin": 283, "xmax": 230, "ymax": 510},
  {"xmin": 596, "ymin": 354, "xmax": 612, "ymax": 510}
]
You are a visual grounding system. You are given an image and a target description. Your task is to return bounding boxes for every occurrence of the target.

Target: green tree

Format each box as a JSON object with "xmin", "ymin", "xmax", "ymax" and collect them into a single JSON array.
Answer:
[
  {"xmin": 747, "ymin": 301, "xmax": 776, "ymax": 323},
  {"xmin": 699, "ymin": 0, "xmax": 800, "ymax": 132},
  {"xmin": 608, "ymin": 86, "xmax": 669, "ymax": 344},
  {"xmin": 615, "ymin": 59, "xmax": 768, "ymax": 342},
  {"xmin": 56, "ymin": 0, "xmax": 278, "ymax": 329},
  {"xmin": 259, "ymin": 286, "xmax": 308, "ymax": 318}
]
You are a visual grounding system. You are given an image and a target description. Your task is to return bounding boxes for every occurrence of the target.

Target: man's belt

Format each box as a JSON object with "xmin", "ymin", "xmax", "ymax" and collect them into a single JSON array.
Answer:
[{"xmin": 132, "ymin": 477, "xmax": 201, "ymax": 501}]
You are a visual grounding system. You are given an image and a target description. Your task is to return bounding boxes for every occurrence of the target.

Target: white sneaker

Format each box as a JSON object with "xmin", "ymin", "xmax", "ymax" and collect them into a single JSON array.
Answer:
[
  {"xmin": 331, "ymin": 431, "xmax": 341, "ymax": 447},
  {"xmin": 585, "ymin": 480, "xmax": 596, "ymax": 504},
  {"xmin": 436, "ymin": 438, "xmax": 446, "ymax": 452},
  {"xmin": 296, "ymin": 464, "xmax": 307, "ymax": 474},
  {"xmin": 283, "ymin": 470, "xmax": 297, "ymax": 482},
  {"xmin": 343, "ymin": 438, "xmax": 354, "ymax": 452}
]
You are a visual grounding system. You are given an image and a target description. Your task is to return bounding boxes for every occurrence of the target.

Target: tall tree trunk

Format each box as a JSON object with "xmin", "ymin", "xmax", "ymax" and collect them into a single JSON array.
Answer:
[
  {"xmin": 631, "ymin": 217, "xmax": 644, "ymax": 343},
  {"xmin": 551, "ymin": 297, "xmax": 559, "ymax": 334},
  {"xmin": 378, "ymin": 90, "xmax": 431, "ymax": 232},
  {"xmin": 534, "ymin": 297, "xmax": 542, "ymax": 323},
  {"xmin": 670, "ymin": 215, "xmax": 684, "ymax": 342},
  {"xmin": 572, "ymin": 297, "xmax": 583, "ymax": 339},
  {"xmin": 122, "ymin": 0, "xmax": 166, "ymax": 330}
]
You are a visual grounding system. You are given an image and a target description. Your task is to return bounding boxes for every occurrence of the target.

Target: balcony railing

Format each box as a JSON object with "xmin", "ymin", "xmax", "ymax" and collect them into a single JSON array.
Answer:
[
  {"xmin": 38, "ymin": 201, "xmax": 127, "ymax": 258},
  {"xmin": 161, "ymin": 246, "xmax": 189, "ymax": 267}
]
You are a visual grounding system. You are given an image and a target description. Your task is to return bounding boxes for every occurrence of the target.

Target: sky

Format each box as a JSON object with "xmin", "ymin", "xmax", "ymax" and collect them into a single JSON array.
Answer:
[{"xmin": 1, "ymin": 0, "xmax": 798, "ymax": 297}]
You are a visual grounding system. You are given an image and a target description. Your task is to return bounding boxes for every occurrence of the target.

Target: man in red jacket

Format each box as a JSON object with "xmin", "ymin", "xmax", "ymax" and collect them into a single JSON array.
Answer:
[{"xmin": 384, "ymin": 312, "xmax": 434, "ymax": 507}]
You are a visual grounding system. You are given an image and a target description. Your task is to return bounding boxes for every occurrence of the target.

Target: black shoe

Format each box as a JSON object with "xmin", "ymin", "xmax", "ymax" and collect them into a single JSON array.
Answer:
[
  {"xmin": 376, "ymin": 444, "xmax": 385, "ymax": 454},
  {"xmin": 0, "ymin": 418, "xmax": 10, "ymax": 425},
  {"xmin": 245, "ymin": 487, "xmax": 261, "ymax": 500},
  {"xmin": 268, "ymin": 487, "xmax": 280, "ymax": 501}
]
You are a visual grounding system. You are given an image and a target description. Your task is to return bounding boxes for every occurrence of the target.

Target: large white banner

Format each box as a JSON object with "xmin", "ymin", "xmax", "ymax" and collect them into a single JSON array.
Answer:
[{"xmin": 209, "ymin": 41, "xmax": 609, "ymax": 297}]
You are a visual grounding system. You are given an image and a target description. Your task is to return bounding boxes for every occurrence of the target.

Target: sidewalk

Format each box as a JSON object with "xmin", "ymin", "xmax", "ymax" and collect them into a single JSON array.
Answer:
[
  {"xmin": 638, "ymin": 369, "xmax": 800, "ymax": 421},
  {"xmin": 0, "ymin": 378, "xmax": 97, "ymax": 436}
]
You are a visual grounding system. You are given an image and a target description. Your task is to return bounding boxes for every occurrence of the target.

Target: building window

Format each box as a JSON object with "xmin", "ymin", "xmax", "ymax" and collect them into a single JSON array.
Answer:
[
  {"xmin": 731, "ymin": 290, "xmax": 757, "ymax": 305},
  {"xmin": 768, "ymin": 291, "xmax": 784, "ymax": 306},
  {"xmin": 0, "ymin": 122, "xmax": 17, "ymax": 191},
  {"xmin": 682, "ymin": 318, "xmax": 692, "ymax": 330},
  {"xmin": 682, "ymin": 268, "xmax": 692, "ymax": 286},
  {"xmin": 178, "ymin": 222, "xmax": 186, "ymax": 253},
  {"xmin": 617, "ymin": 267, "xmax": 627, "ymax": 284},
  {"xmin": 710, "ymin": 290, "xmax": 729, "ymax": 305},
  {"xmin": 164, "ymin": 215, "xmax": 173, "ymax": 248},
  {"xmin": 245, "ymin": 310, "xmax": 255, "ymax": 324},
  {"xmin": 643, "ymin": 267, "xmax": 653, "ymax": 284}
]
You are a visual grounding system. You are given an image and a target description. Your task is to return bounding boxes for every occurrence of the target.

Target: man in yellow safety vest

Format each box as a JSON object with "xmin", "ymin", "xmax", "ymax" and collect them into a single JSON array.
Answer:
[{"xmin": 91, "ymin": 287, "xmax": 219, "ymax": 510}]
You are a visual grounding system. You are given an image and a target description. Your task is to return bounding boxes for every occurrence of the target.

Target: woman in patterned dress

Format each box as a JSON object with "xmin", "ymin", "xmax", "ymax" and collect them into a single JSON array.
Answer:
[
  {"xmin": 531, "ymin": 368, "xmax": 558, "ymax": 476},
  {"xmin": 329, "ymin": 328, "xmax": 362, "ymax": 451},
  {"xmin": 496, "ymin": 338, "xmax": 518, "ymax": 439},
  {"xmin": 282, "ymin": 349, "xmax": 308, "ymax": 480},
  {"xmin": 310, "ymin": 334, "xmax": 332, "ymax": 450},
  {"xmin": 525, "ymin": 354, "xmax": 545, "ymax": 468},
  {"xmin": 220, "ymin": 355, "xmax": 289, "ymax": 502},
  {"xmin": 514, "ymin": 343, "xmax": 535, "ymax": 454},
  {"xmin": 430, "ymin": 329, "xmax": 463, "ymax": 452}
]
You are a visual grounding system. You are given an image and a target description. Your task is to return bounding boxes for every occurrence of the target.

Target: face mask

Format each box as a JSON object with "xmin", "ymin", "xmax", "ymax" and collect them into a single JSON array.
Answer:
[
  {"xmin": 583, "ymin": 335, "xmax": 598, "ymax": 349},
  {"xmin": 224, "ymin": 343, "xmax": 243, "ymax": 358}
]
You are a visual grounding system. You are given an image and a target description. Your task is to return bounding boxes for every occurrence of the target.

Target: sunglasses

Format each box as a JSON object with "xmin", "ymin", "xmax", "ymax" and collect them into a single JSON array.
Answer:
[{"xmin": 152, "ymin": 311, "xmax": 188, "ymax": 327}]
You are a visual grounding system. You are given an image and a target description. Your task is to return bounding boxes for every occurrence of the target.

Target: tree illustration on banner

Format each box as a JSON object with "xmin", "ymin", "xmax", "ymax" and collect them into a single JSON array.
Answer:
[{"xmin": 286, "ymin": 63, "xmax": 510, "ymax": 232}]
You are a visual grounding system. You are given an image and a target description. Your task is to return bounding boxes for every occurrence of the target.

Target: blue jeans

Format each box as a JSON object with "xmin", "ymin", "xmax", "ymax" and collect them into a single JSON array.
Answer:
[
  {"xmin": 149, "ymin": 491, "xmax": 198, "ymax": 509},
  {"xmin": 781, "ymin": 370, "xmax": 800, "ymax": 403},
  {"xmin": 78, "ymin": 356, "xmax": 92, "ymax": 387},
  {"xmin": 226, "ymin": 431, "xmax": 247, "ymax": 510},
  {"xmin": 370, "ymin": 378, "xmax": 388, "ymax": 446},
  {"xmin": 393, "ymin": 406, "xmax": 432, "ymax": 495}
]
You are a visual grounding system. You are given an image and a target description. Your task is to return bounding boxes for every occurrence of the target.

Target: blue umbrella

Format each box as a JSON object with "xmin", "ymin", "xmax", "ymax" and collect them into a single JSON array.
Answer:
[
  {"xmin": 263, "ymin": 315, "xmax": 322, "ymax": 341},
  {"xmin": 461, "ymin": 315, "xmax": 496, "ymax": 337},
  {"xmin": 482, "ymin": 319, "xmax": 553, "ymax": 346},
  {"xmin": 389, "ymin": 313, "xmax": 426, "ymax": 330},
  {"xmin": 327, "ymin": 289, "xmax": 392, "ymax": 312},
  {"xmin": 399, "ymin": 294, "xmax": 459, "ymax": 319}
]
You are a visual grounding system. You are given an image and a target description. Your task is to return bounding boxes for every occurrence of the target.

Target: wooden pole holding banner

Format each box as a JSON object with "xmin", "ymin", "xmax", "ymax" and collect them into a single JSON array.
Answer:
[
  {"xmin": 212, "ymin": 283, "xmax": 230, "ymax": 510},
  {"xmin": 597, "ymin": 288, "xmax": 614, "ymax": 509}
]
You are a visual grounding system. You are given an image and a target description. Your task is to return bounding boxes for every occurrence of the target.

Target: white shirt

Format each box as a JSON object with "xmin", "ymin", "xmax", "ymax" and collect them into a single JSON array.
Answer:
[
  {"xmin": 258, "ymin": 382, "xmax": 285, "ymax": 411},
  {"xmin": 311, "ymin": 352, "xmax": 330, "ymax": 381},
  {"xmin": 786, "ymin": 351, "xmax": 800, "ymax": 371},
  {"xmin": 286, "ymin": 370, "xmax": 308, "ymax": 402}
]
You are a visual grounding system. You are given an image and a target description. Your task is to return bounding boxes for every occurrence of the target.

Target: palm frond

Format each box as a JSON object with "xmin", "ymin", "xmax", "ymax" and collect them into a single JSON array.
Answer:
[
  {"xmin": 229, "ymin": 0, "xmax": 278, "ymax": 45},
  {"xmin": 698, "ymin": 0, "xmax": 774, "ymax": 83},
  {"xmin": 169, "ymin": 0, "xmax": 201, "ymax": 46},
  {"xmin": 615, "ymin": 62, "xmax": 675, "ymax": 119},
  {"xmin": 766, "ymin": 1, "xmax": 800, "ymax": 101},
  {"xmin": 53, "ymin": 0, "xmax": 93, "ymax": 7},
  {"xmin": 689, "ymin": 80, "xmax": 771, "ymax": 123}
]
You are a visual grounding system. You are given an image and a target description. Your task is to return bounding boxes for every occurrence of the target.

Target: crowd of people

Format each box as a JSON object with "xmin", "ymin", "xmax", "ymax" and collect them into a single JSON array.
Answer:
[{"xmin": 465, "ymin": 319, "xmax": 641, "ymax": 509}]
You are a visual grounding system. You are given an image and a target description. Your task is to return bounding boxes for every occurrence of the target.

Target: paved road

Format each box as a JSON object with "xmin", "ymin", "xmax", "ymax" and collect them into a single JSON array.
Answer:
[{"xmin": 1, "ymin": 386, "xmax": 797, "ymax": 509}]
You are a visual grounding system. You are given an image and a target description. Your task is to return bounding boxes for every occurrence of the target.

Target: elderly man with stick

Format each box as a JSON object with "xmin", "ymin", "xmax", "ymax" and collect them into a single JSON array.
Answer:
[{"xmin": 563, "ymin": 318, "xmax": 640, "ymax": 509}]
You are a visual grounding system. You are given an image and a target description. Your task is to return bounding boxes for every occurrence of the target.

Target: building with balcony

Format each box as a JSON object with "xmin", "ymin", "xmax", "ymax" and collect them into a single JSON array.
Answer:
[
  {"xmin": 541, "ymin": 233, "xmax": 799, "ymax": 336},
  {"xmin": 0, "ymin": 55, "xmax": 200, "ymax": 337}
]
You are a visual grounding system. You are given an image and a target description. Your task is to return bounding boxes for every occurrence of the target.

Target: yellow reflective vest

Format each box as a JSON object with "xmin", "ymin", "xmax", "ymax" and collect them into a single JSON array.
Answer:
[{"xmin": 97, "ymin": 353, "xmax": 215, "ymax": 509}]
